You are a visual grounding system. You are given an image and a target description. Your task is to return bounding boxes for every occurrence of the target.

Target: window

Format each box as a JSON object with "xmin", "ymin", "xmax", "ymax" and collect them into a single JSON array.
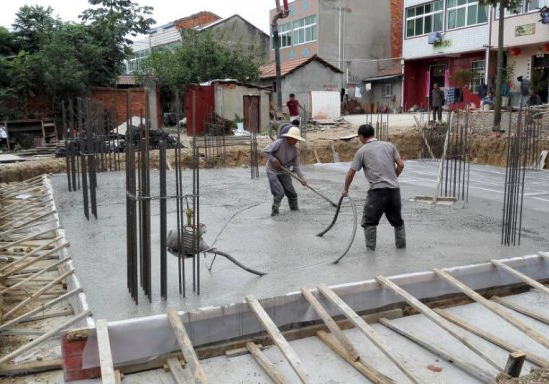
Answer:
[
  {"xmin": 405, "ymin": 1, "xmax": 443, "ymax": 38},
  {"xmin": 471, "ymin": 60, "xmax": 485, "ymax": 93},
  {"xmin": 526, "ymin": 0, "xmax": 549, "ymax": 12},
  {"xmin": 273, "ymin": 15, "xmax": 317, "ymax": 49},
  {"xmin": 382, "ymin": 83, "xmax": 393, "ymax": 98},
  {"xmin": 495, "ymin": 0, "xmax": 548, "ymax": 17},
  {"xmin": 447, "ymin": 0, "xmax": 488, "ymax": 29}
]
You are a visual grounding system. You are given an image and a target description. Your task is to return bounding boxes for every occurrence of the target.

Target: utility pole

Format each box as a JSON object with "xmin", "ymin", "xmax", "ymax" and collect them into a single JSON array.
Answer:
[{"xmin": 272, "ymin": 0, "xmax": 289, "ymax": 112}]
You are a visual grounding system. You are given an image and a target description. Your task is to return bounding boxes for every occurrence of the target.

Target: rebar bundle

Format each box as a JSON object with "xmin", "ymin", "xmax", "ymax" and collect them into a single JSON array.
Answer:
[
  {"xmin": 502, "ymin": 105, "xmax": 544, "ymax": 246},
  {"xmin": 440, "ymin": 110, "xmax": 470, "ymax": 202}
]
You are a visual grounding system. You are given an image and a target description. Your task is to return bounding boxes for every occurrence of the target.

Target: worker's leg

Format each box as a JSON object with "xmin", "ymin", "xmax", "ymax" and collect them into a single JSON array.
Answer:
[
  {"xmin": 385, "ymin": 188, "xmax": 406, "ymax": 249},
  {"xmin": 280, "ymin": 174, "xmax": 299, "ymax": 210},
  {"xmin": 267, "ymin": 172, "xmax": 285, "ymax": 216},
  {"xmin": 362, "ymin": 189, "xmax": 385, "ymax": 251},
  {"xmin": 437, "ymin": 106, "xmax": 442, "ymax": 122}
]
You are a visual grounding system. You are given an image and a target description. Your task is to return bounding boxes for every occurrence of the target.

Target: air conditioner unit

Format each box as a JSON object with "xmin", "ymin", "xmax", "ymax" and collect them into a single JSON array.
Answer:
[{"xmin": 427, "ymin": 32, "xmax": 442, "ymax": 44}]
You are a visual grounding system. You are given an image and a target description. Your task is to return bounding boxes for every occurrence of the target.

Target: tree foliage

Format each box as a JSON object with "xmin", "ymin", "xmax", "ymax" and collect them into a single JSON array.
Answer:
[
  {"xmin": 80, "ymin": 0, "xmax": 155, "ymax": 83},
  {"xmin": 139, "ymin": 30, "xmax": 262, "ymax": 102},
  {"xmin": 12, "ymin": 5, "xmax": 61, "ymax": 53}
]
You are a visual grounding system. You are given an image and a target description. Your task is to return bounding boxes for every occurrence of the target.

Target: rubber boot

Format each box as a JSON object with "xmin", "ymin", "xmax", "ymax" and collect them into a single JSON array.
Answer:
[
  {"xmin": 271, "ymin": 202, "xmax": 280, "ymax": 216},
  {"xmin": 395, "ymin": 225, "xmax": 406, "ymax": 249},
  {"xmin": 289, "ymin": 198, "xmax": 299, "ymax": 211},
  {"xmin": 364, "ymin": 226, "xmax": 376, "ymax": 251}
]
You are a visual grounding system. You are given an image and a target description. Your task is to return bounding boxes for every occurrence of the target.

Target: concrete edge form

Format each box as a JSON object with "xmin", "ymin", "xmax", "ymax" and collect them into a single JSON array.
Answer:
[{"xmin": 70, "ymin": 252, "xmax": 549, "ymax": 372}]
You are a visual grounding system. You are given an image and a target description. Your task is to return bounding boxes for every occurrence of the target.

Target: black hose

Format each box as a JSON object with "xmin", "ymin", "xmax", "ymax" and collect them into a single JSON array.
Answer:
[
  {"xmin": 333, "ymin": 195, "xmax": 357, "ymax": 264},
  {"xmin": 316, "ymin": 195, "xmax": 344, "ymax": 237},
  {"xmin": 205, "ymin": 248, "xmax": 267, "ymax": 276},
  {"xmin": 315, "ymin": 194, "xmax": 358, "ymax": 264}
]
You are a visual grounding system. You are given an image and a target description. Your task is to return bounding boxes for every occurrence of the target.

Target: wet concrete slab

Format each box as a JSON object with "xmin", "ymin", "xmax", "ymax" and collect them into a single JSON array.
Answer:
[{"xmin": 50, "ymin": 161, "xmax": 549, "ymax": 321}]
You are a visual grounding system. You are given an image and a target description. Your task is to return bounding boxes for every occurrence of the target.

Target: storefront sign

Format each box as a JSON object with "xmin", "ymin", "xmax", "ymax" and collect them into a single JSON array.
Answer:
[
  {"xmin": 515, "ymin": 24, "xmax": 535, "ymax": 36},
  {"xmin": 434, "ymin": 39, "xmax": 452, "ymax": 48}
]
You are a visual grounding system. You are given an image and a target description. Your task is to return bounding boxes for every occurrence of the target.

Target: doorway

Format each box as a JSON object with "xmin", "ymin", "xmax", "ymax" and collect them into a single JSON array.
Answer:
[
  {"xmin": 532, "ymin": 54, "xmax": 549, "ymax": 103},
  {"xmin": 430, "ymin": 64, "xmax": 446, "ymax": 90}
]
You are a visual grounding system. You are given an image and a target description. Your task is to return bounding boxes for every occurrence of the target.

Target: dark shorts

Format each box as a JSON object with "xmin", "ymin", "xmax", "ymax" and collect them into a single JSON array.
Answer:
[{"xmin": 361, "ymin": 188, "xmax": 404, "ymax": 227}]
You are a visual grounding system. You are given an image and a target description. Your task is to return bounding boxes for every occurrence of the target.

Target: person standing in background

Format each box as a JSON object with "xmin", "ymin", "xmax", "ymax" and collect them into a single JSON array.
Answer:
[{"xmin": 430, "ymin": 83, "xmax": 445, "ymax": 122}]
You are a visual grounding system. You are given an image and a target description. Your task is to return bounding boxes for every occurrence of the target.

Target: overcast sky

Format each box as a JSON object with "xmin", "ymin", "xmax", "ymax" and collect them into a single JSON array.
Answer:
[{"xmin": 0, "ymin": 0, "xmax": 275, "ymax": 35}]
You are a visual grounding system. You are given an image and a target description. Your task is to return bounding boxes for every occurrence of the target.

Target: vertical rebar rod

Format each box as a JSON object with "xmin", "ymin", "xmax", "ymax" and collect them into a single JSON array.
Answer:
[{"xmin": 160, "ymin": 140, "xmax": 167, "ymax": 300}]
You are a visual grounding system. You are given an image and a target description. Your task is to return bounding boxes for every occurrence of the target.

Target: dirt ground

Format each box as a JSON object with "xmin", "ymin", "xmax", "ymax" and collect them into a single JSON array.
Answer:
[
  {"xmin": 0, "ymin": 122, "xmax": 547, "ymax": 184},
  {"xmin": 497, "ymin": 368, "xmax": 549, "ymax": 383}
]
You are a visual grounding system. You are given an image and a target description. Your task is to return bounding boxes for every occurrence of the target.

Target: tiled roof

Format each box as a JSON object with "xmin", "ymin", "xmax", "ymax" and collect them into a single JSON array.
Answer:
[{"xmin": 260, "ymin": 55, "xmax": 343, "ymax": 79}]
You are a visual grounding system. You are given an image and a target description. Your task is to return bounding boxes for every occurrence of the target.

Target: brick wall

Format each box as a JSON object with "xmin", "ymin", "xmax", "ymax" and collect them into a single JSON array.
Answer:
[
  {"xmin": 89, "ymin": 87, "xmax": 161, "ymax": 128},
  {"xmin": 461, "ymin": 110, "xmax": 549, "ymax": 136},
  {"xmin": 175, "ymin": 12, "xmax": 220, "ymax": 30},
  {"xmin": 390, "ymin": 0, "xmax": 403, "ymax": 60}
]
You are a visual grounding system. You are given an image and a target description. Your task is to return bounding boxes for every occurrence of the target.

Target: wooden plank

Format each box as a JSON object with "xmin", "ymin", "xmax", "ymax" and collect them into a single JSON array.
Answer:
[
  {"xmin": 0, "ymin": 309, "xmax": 91, "ymax": 365},
  {"xmin": 317, "ymin": 284, "xmax": 422, "ymax": 384},
  {"xmin": 3, "ymin": 269, "xmax": 74, "ymax": 319},
  {"xmin": 246, "ymin": 342, "xmax": 292, "ymax": 384},
  {"xmin": 491, "ymin": 259, "xmax": 549, "ymax": 297},
  {"xmin": 0, "ymin": 235, "xmax": 63, "ymax": 275},
  {"xmin": 434, "ymin": 308, "xmax": 549, "ymax": 368},
  {"xmin": 433, "ymin": 268, "xmax": 549, "ymax": 350},
  {"xmin": 166, "ymin": 357, "xmax": 189, "ymax": 384},
  {"xmin": 316, "ymin": 330, "xmax": 396, "ymax": 384},
  {"xmin": 1, "ymin": 256, "xmax": 71, "ymax": 294},
  {"xmin": 225, "ymin": 343, "xmax": 263, "ymax": 358},
  {"xmin": 491, "ymin": 296, "xmax": 549, "ymax": 326},
  {"xmin": 96, "ymin": 319, "xmax": 116, "ymax": 384},
  {"xmin": 379, "ymin": 318, "xmax": 496, "ymax": 384},
  {"xmin": 301, "ymin": 287, "xmax": 360, "ymax": 362},
  {"xmin": 504, "ymin": 351, "xmax": 526, "ymax": 378},
  {"xmin": 0, "ymin": 358, "xmax": 62, "ymax": 376},
  {"xmin": 375, "ymin": 275, "xmax": 503, "ymax": 371},
  {"xmin": 167, "ymin": 308, "xmax": 209, "ymax": 384},
  {"xmin": 245, "ymin": 295, "xmax": 312, "ymax": 384}
]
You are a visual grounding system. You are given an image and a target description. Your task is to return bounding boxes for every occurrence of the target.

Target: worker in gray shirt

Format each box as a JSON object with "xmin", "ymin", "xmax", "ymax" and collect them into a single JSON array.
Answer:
[
  {"xmin": 342, "ymin": 124, "xmax": 405, "ymax": 250},
  {"xmin": 262, "ymin": 127, "xmax": 308, "ymax": 216}
]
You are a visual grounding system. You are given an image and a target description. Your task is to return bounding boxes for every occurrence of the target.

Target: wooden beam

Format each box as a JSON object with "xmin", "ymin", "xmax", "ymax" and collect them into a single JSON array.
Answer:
[
  {"xmin": 0, "ymin": 310, "xmax": 91, "ymax": 366},
  {"xmin": 318, "ymin": 283, "xmax": 422, "ymax": 384},
  {"xmin": 0, "ymin": 358, "xmax": 62, "ymax": 376},
  {"xmin": 1, "ymin": 256, "xmax": 71, "ymax": 294},
  {"xmin": 301, "ymin": 287, "xmax": 360, "ymax": 362},
  {"xmin": 96, "ymin": 319, "xmax": 116, "ymax": 384},
  {"xmin": 434, "ymin": 307, "xmax": 549, "ymax": 368},
  {"xmin": 433, "ymin": 268, "xmax": 549, "ymax": 350},
  {"xmin": 246, "ymin": 342, "xmax": 292, "ymax": 384},
  {"xmin": 504, "ymin": 351, "xmax": 526, "ymax": 378},
  {"xmin": 375, "ymin": 275, "xmax": 503, "ymax": 371},
  {"xmin": 379, "ymin": 318, "xmax": 496, "ymax": 384},
  {"xmin": 167, "ymin": 308, "xmax": 208, "ymax": 384},
  {"xmin": 3, "ymin": 269, "xmax": 74, "ymax": 319},
  {"xmin": 245, "ymin": 295, "xmax": 312, "ymax": 384},
  {"xmin": 491, "ymin": 296, "xmax": 549, "ymax": 326},
  {"xmin": 0, "ymin": 235, "xmax": 63, "ymax": 275},
  {"xmin": 0, "ymin": 287, "xmax": 82, "ymax": 331},
  {"xmin": 316, "ymin": 330, "xmax": 396, "ymax": 384},
  {"xmin": 492, "ymin": 259, "xmax": 549, "ymax": 296},
  {"xmin": 166, "ymin": 357, "xmax": 189, "ymax": 384}
]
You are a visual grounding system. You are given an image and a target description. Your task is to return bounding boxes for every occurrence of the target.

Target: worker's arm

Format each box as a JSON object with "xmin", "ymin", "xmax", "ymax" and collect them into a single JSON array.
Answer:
[
  {"xmin": 261, "ymin": 141, "xmax": 282, "ymax": 170},
  {"xmin": 342, "ymin": 168, "xmax": 356, "ymax": 197},
  {"xmin": 395, "ymin": 157, "xmax": 404, "ymax": 177}
]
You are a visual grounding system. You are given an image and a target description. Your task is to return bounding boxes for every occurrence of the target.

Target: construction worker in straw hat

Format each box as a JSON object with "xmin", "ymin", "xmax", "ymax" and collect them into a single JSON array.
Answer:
[{"xmin": 262, "ymin": 127, "xmax": 308, "ymax": 216}]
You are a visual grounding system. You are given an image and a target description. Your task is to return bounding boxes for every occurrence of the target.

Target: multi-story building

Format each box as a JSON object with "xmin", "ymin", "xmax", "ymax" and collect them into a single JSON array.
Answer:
[
  {"xmin": 402, "ymin": 0, "xmax": 549, "ymax": 110},
  {"xmin": 125, "ymin": 11, "xmax": 270, "ymax": 75},
  {"xmin": 266, "ymin": 0, "xmax": 400, "ymax": 108}
]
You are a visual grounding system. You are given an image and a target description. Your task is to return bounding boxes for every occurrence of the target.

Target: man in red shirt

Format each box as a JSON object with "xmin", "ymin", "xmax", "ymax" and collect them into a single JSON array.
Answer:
[{"xmin": 286, "ymin": 93, "xmax": 303, "ymax": 122}]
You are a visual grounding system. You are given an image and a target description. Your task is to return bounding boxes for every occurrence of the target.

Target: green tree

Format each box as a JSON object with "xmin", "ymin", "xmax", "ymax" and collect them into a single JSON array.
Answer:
[
  {"xmin": 11, "ymin": 5, "xmax": 61, "ymax": 53},
  {"xmin": 139, "ymin": 30, "xmax": 262, "ymax": 107},
  {"xmin": 38, "ymin": 23, "xmax": 110, "ymax": 102},
  {"xmin": 479, "ymin": 0, "xmax": 522, "ymax": 130},
  {"xmin": 79, "ymin": 0, "xmax": 155, "ymax": 85},
  {"xmin": 0, "ymin": 51, "xmax": 40, "ymax": 118}
]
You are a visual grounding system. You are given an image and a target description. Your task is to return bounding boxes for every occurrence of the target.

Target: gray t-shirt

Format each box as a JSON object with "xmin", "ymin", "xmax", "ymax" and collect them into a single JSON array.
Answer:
[
  {"xmin": 262, "ymin": 138, "xmax": 304, "ymax": 178},
  {"xmin": 350, "ymin": 139, "xmax": 400, "ymax": 190}
]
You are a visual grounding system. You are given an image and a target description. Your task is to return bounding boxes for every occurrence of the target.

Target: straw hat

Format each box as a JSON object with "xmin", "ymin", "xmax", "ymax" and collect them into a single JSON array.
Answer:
[{"xmin": 282, "ymin": 127, "xmax": 305, "ymax": 142}]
